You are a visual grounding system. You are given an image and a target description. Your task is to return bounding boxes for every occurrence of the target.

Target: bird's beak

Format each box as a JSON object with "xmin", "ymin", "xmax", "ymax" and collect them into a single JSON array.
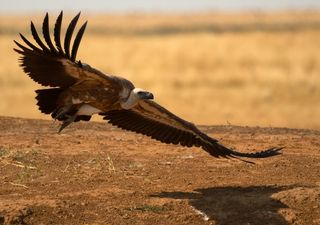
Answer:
[{"xmin": 143, "ymin": 92, "xmax": 154, "ymax": 100}]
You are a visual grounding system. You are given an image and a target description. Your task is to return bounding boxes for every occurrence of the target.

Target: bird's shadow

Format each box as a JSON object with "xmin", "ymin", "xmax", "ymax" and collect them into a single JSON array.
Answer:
[{"xmin": 151, "ymin": 185, "xmax": 293, "ymax": 225}]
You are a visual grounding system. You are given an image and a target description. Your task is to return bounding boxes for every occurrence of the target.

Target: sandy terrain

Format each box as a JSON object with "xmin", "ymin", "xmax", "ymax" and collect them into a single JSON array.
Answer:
[{"xmin": 0, "ymin": 116, "xmax": 319, "ymax": 225}]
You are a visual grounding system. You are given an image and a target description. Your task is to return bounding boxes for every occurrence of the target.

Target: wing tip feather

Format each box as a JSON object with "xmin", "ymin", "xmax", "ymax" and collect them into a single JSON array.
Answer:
[
  {"xmin": 70, "ymin": 20, "xmax": 87, "ymax": 61},
  {"xmin": 30, "ymin": 20, "xmax": 50, "ymax": 52},
  {"xmin": 64, "ymin": 12, "xmax": 81, "ymax": 59},
  {"xmin": 15, "ymin": 11, "xmax": 87, "ymax": 59},
  {"xmin": 54, "ymin": 11, "xmax": 64, "ymax": 55},
  {"xmin": 42, "ymin": 11, "xmax": 58, "ymax": 54},
  {"xmin": 215, "ymin": 145, "xmax": 284, "ymax": 159}
]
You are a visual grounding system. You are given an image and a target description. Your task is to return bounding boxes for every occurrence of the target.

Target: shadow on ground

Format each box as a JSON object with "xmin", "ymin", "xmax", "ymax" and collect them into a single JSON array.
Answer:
[{"xmin": 152, "ymin": 185, "xmax": 293, "ymax": 225}]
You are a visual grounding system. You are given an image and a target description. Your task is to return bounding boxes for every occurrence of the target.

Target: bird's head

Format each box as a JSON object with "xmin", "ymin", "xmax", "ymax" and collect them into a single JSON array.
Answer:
[
  {"xmin": 120, "ymin": 88, "xmax": 154, "ymax": 109},
  {"xmin": 133, "ymin": 88, "xmax": 154, "ymax": 100}
]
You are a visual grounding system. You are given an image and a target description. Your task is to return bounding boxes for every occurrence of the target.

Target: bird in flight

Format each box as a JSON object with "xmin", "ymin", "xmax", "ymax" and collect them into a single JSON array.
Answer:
[{"xmin": 14, "ymin": 12, "xmax": 282, "ymax": 159}]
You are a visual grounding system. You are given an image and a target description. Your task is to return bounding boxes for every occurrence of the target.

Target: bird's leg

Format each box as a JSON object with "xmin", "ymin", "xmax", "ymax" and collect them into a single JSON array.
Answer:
[
  {"xmin": 58, "ymin": 113, "xmax": 77, "ymax": 133},
  {"xmin": 53, "ymin": 105, "xmax": 72, "ymax": 120}
]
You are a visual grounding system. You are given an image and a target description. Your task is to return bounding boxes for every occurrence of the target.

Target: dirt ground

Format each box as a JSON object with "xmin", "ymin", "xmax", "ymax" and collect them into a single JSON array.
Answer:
[{"xmin": 0, "ymin": 116, "xmax": 319, "ymax": 225}]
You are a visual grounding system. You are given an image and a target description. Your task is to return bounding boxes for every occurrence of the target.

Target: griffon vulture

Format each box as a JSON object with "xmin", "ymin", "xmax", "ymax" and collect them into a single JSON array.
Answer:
[{"xmin": 14, "ymin": 12, "xmax": 282, "ymax": 159}]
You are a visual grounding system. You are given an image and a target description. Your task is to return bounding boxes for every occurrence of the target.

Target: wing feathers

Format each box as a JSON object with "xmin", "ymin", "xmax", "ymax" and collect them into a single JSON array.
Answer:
[
  {"xmin": 42, "ymin": 13, "xmax": 58, "ymax": 54},
  {"xmin": 171, "ymin": 130, "xmax": 181, "ymax": 144},
  {"xmin": 30, "ymin": 21, "xmax": 50, "ymax": 53},
  {"xmin": 163, "ymin": 128, "xmax": 176, "ymax": 143},
  {"xmin": 64, "ymin": 12, "xmax": 81, "ymax": 59},
  {"xmin": 54, "ymin": 11, "xmax": 64, "ymax": 55},
  {"xmin": 18, "ymin": 33, "xmax": 43, "ymax": 52},
  {"xmin": 151, "ymin": 126, "xmax": 163, "ymax": 137},
  {"xmin": 103, "ymin": 109, "xmax": 198, "ymax": 147},
  {"xmin": 102, "ymin": 101, "xmax": 282, "ymax": 158},
  {"xmin": 14, "ymin": 11, "xmax": 108, "ymax": 88},
  {"xmin": 14, "ymin": 40, "xmax": 32, "ymax": 53},
  {"xmin": 71, "ymin": 21, "xmax": 87, "ymax": 61}
]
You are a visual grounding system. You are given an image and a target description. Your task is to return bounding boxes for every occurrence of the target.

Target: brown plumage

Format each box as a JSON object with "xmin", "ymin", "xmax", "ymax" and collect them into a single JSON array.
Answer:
[{"xmin": 14, "ymin": 12, "xmax": 283, "ymax": 159}]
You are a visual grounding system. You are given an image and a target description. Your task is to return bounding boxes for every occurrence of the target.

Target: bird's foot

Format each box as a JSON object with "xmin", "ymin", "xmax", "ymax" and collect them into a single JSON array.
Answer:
[
  {"xmin": 53, "ymin": 106, "xmax": 72, "ymax": 120},
  {"xmin": 58, "ymin": 114, "xmax": 77, "ymax": 133}
]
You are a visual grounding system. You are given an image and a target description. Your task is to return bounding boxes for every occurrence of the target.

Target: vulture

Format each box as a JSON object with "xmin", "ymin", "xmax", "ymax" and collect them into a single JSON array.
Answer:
[{"xmin": 14, "ymin": 12, "xmax": 282, "ymax": 159}]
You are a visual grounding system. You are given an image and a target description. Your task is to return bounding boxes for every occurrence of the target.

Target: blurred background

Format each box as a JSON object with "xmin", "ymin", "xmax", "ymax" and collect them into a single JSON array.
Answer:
[{"xmin": 0, "ymin": 0, "xmax": 319, "ymax": 129}]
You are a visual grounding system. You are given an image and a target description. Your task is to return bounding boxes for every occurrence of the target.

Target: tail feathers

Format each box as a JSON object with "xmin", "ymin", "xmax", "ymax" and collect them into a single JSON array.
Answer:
[
  {"xmin": 35, "ymin": 88, "xmax": 62, "ymax": 114},
  {"xmin": 35, "ymin": 88, "xmax": 92, "ymax": 132}
]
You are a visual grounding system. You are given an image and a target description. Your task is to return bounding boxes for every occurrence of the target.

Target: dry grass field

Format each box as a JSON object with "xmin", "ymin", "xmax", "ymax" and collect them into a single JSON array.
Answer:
[{"xmin": 0, "ymin": 11, "xmax": 320, "ymax": 129}]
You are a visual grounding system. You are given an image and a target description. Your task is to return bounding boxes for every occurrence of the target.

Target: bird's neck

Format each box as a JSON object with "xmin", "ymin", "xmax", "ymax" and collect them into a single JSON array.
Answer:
[{"xmin": 120, "ymin": 90, "xmax": 140, "ymax": 109}]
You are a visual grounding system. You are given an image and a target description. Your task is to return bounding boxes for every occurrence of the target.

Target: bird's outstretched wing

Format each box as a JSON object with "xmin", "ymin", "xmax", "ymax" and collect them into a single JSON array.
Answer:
[
  {"xmin": 14, "ymin": 11, "xmax": 110, "ymax": 88},
  {"xmin": 101, "ymin": 100, "xmax": 282, "ymax": 158}
]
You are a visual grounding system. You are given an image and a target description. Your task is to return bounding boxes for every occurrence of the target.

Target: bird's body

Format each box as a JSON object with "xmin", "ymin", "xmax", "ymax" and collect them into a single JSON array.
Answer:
[
  {"xmin": 56, "ymin": 76, "xmax": 133, "ymax": 113},
  {"xmin": 14, "ymin": 12, "xmax": 282, "ymax": 159}
]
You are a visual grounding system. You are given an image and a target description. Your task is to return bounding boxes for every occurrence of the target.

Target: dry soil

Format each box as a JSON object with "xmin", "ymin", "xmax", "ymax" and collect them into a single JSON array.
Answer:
[{"xmin": 0, "ymin": 116, "xmax": 319, "ymax": 225}]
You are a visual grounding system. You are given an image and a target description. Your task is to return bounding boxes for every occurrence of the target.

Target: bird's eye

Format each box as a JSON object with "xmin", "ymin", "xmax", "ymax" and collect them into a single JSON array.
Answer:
[{"xmin": 137, "ymin": 91, "xmax": 143, "ymax": 95}]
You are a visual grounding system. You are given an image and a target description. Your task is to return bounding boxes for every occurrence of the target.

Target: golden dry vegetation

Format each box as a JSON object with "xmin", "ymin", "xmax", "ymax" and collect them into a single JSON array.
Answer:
[{"xmin": 0, "ymin": 11, "xmax": 320, "ymax": 129}]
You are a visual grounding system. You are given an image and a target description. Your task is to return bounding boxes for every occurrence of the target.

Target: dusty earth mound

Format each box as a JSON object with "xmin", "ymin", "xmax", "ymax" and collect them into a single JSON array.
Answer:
[{"xmin": 0, "ymin": 116, "xmax": 319, "ymax": 225}]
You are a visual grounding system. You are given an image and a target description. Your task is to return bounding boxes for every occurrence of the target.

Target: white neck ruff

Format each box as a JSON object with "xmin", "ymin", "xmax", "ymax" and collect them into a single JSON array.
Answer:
[{"xmin": 120, "ymin": 88, "xmax": 144, "ymax": 109}]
